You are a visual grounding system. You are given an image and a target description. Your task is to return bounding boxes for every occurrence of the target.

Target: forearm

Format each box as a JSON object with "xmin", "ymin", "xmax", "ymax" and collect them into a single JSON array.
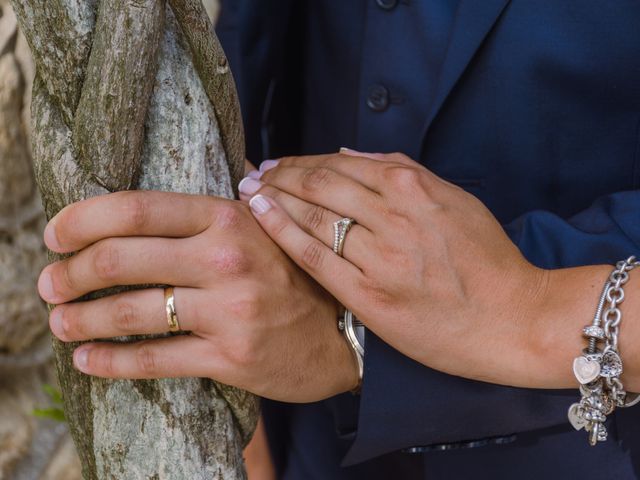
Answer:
[{"xmin": 522, "ymin": 264, "xmax": 640, "ymax": 392}]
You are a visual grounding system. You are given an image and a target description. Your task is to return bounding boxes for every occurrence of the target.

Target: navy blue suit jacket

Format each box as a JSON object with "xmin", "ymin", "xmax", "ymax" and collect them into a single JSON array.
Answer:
[{"xmin": 218, "ymin": 1, "xmax": 640, "ymax": 478}]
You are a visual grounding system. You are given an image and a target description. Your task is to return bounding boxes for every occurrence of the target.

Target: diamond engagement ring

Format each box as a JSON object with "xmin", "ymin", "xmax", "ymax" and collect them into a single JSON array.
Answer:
[{"xmin": 333, "ymin": 218, "xmax": 356, "ymax": 257}]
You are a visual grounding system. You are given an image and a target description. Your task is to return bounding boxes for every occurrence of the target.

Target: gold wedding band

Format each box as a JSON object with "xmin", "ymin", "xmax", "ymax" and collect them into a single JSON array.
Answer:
[
  {"xmin": 333, "ymin": 218, "xmax": 356, "ymax": 257},
  {"xmin": 164, "ymin": 287, "xmax": 181, "ymax": 333}
]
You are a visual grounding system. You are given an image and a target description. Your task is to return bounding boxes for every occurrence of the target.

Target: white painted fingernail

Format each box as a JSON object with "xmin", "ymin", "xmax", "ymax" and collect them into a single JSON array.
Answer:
[
  {"xmin": 238, "ymin": 177, "xmax": 263, "ymax": 196},
  {"xmin": 249, "ymin": 195, "xmax": 272, "ymax": 215},
  {"xmin": 340, "ymin": 147, "xmax": 367, "ymax": 156},
  {"xmin": 339, "ymin": 147, "xmax": 385, "ymax": 160},
  {"xmin": 247, "ymin": 170, "xmax": 262, "ymax": 180},
  {"xmin": 259, "ymin": 159, "xmax": 279, "ymax": 172}
]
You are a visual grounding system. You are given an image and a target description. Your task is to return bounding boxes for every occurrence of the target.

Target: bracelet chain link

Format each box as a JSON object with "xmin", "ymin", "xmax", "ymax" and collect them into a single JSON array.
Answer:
[{"xmin": 568, "ymin": 256, "xmax": 640, "ymax": 446}]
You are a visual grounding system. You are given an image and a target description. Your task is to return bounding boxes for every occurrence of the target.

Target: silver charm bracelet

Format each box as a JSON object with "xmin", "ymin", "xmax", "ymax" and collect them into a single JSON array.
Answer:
[{"xmin": 568, "ymin": 256, "xmax": 640, "ymax": 445}]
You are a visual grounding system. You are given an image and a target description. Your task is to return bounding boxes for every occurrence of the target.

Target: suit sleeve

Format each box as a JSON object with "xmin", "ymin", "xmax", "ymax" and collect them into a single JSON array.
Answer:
[
  {"xmin": 342, "ymin": 189, "xmax": 640, "ymax": 465},
  {"xmin": 216, "ymin": 0, "xmax": 295, "ymax": 164}
]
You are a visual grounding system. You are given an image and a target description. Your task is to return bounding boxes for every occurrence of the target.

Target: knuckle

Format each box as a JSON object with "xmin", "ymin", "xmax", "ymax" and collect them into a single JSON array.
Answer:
[
  {"xmin": 387, "ymin": 166, "xmax": 424, "ymax": 190},
  {"xmin": 56, "ymin": 206, "xmax": 81, "ymax": 247},
  {"xmin": 93, "ymin": 242, "xmax": 121, "ymax": 281},
  {"xmin": 122, "ymin": 193, "xmax": 150, "ymax": 231},
  {"xmin": 114, "ymin": 301, "xmax": 140, "ymax": 334},
  {"xmin": 261, "ymin": 186, "xmax": 281, "ymax": 202},
  {"xmin": 274, "ymin": 155, "xmax": 298, "ymax": 168},
  {"xmin": 301, "ymin": 240, "xmax": 326, "ymax": 270},
  {"xmin": 302, "ymin": 167, "xmax": 332, "ymax": 193},
  {"xmin": 268, "ymin": 215, "xmax": 290, "ymax": 239},
  {"xmin": 204, "ymin": 246, "xmax": 250, "ymax": 275},
  {"xmin": 388, "ymin": 152, "xmax": 413, "ymax": 165},
  {"xmin": 228, "ymin": 296, "xmax": 261, "ymax": 322},
  {"xmin": 94, "ymin": 348, "xmax": 115, "ymax": 377},
  {"xmin": 213, "ymin": 203, "xmax": 245, "ymax": 232},
  {"xmin": 136, "ymin": 343, "xmax": 159, "ymax": 376},
  {"xmin": 60, "ymin": 259, "xmax": 79, "ymax": 294},
  {"xmin": 301, "ymin": 205, "xmax": 326, "ymax": 232}
]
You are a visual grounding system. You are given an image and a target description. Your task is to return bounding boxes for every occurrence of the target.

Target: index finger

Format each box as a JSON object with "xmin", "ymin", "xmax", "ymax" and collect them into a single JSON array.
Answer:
[
  {"xmin": 262, "ymin": 151, "xmax": 424, "ymax": 193},
  {"xmin": 45, "ymin": 191, "xmax": 216, "ymax": 253}
]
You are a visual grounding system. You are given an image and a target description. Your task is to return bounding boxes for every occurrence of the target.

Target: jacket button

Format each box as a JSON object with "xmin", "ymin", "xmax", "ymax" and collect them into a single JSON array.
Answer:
[
  {"xmin": 366, "ymin": 84, "xmax": 390, "ymax": 112},
  {"xmin": 376, "ymin": 0, "xmax": 398, "ymax": 10}
]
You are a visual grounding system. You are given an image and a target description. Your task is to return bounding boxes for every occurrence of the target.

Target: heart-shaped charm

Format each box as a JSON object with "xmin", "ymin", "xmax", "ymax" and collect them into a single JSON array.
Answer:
[
  {"xmin": 600, "ymin": 350, "xmax": 623, "ymax": 378},
  {"xmin": 567, "ymin": 403, "xmax": 587, "ymax": 431},
  {"xmin": 573, "ymin": 355, "xmax": 601, "ymax": 384}
]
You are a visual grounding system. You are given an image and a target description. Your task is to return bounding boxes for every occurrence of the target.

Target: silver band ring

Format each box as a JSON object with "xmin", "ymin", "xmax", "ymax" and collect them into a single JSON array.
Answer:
[{"xmin": 333, "ymin": 218, "xmax": 356, "ymax": 257}]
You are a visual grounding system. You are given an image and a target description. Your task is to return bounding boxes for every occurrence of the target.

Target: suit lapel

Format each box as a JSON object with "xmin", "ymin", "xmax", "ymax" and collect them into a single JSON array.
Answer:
[{"xmin": 420, "ymin": 0, "xmax": 511, "ymax": 147}]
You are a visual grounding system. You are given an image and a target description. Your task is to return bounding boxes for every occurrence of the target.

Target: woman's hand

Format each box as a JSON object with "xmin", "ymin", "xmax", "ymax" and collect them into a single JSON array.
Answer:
[
  {"xmin": 38, "ymin": 191, "xmax": 359, "ymax": 402},
  {"xmin": 238, "ymin": 150, "xmax": 554, "ymax": 387}
]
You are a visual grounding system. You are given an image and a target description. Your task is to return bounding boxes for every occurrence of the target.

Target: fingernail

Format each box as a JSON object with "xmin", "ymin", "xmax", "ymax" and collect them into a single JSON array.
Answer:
[
  {"xmin": 249, "ymin": 195, "xmax": 272, "ymax": 215},
  {"xmin": 74, "ymin": 347, "xmax": 90, "ymax": 372},
  {"xmin": 339, "ymin": 147, "xmax": 385, "ymax": 160},
  {"xmin": 44, "ymin": 221, "xmax": 61, "ymax": 251},
  {"xmin": 247, "ymin": 170, "xmax": 262, "ymax": 180},
  {"xmin": 339, "ymin": 147, "xmax": 367, "ymax": 156},
  {"xmin": 259, "ymin": 159, "xmax": 279, "ymax": 172},
  {"xmin": 38, "ymin": 271, "xmax": 57, "ymax": 303},
  {"xmin": 238, "ymin": 177, "xmax": 263, "ymax": 196},
  {"xmin": 49, "ymin": 308, "xmax": 65, "ymax": 338}
]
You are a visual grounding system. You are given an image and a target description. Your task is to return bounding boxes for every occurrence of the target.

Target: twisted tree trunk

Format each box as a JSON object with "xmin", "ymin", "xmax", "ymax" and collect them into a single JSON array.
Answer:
[{"xmin": 9, "ymin": 1, "xmax": 259, "ymax": 478}]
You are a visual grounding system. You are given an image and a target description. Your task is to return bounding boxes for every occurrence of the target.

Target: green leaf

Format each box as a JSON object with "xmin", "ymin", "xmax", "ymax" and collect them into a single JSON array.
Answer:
[
  {"xmin": 42, "ymin": 384, "xmax": 63, "ymax": 404},
  {"xmin": 32, "ymin": 407, "xmax": 66, "ymax": 422},
  {"xmin": 33, "ymin": 385, "xmax": 66, "ymax": 422}
]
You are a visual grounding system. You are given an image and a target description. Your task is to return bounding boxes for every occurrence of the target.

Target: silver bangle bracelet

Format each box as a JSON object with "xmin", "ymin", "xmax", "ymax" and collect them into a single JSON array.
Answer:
[{"xmin": 568, "ymin": 256, "xmax": 640, "ymax": 445}]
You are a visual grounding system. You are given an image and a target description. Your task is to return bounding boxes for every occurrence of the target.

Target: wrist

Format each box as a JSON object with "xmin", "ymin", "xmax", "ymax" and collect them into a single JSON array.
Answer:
[
  {"xmin": 526, "ymin": 264, "xmax": 616, "ymax": 388},
  {"xmin": 322, "ymin": 302, "xmax": 362, "ymax": 397},
  {"xmin": 334, "ymin": 329, "xmax": 362, "ymax": 394}
]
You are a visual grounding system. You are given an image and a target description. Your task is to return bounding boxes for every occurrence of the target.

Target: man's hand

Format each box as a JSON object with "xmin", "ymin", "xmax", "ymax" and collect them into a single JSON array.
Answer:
[{"xmin": 38, "ymin": 191, "xmax": 359, "ymax": 402}]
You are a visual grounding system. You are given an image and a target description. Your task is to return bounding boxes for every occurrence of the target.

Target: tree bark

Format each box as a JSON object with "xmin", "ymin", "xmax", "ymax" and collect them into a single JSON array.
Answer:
[
  {"xmin": 9, "ymin": 1, "xmax": 259, "ymax": 478},
  {"xmin": 0, "ymin": 2, "xmax": 81, "ymax": 477}
]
